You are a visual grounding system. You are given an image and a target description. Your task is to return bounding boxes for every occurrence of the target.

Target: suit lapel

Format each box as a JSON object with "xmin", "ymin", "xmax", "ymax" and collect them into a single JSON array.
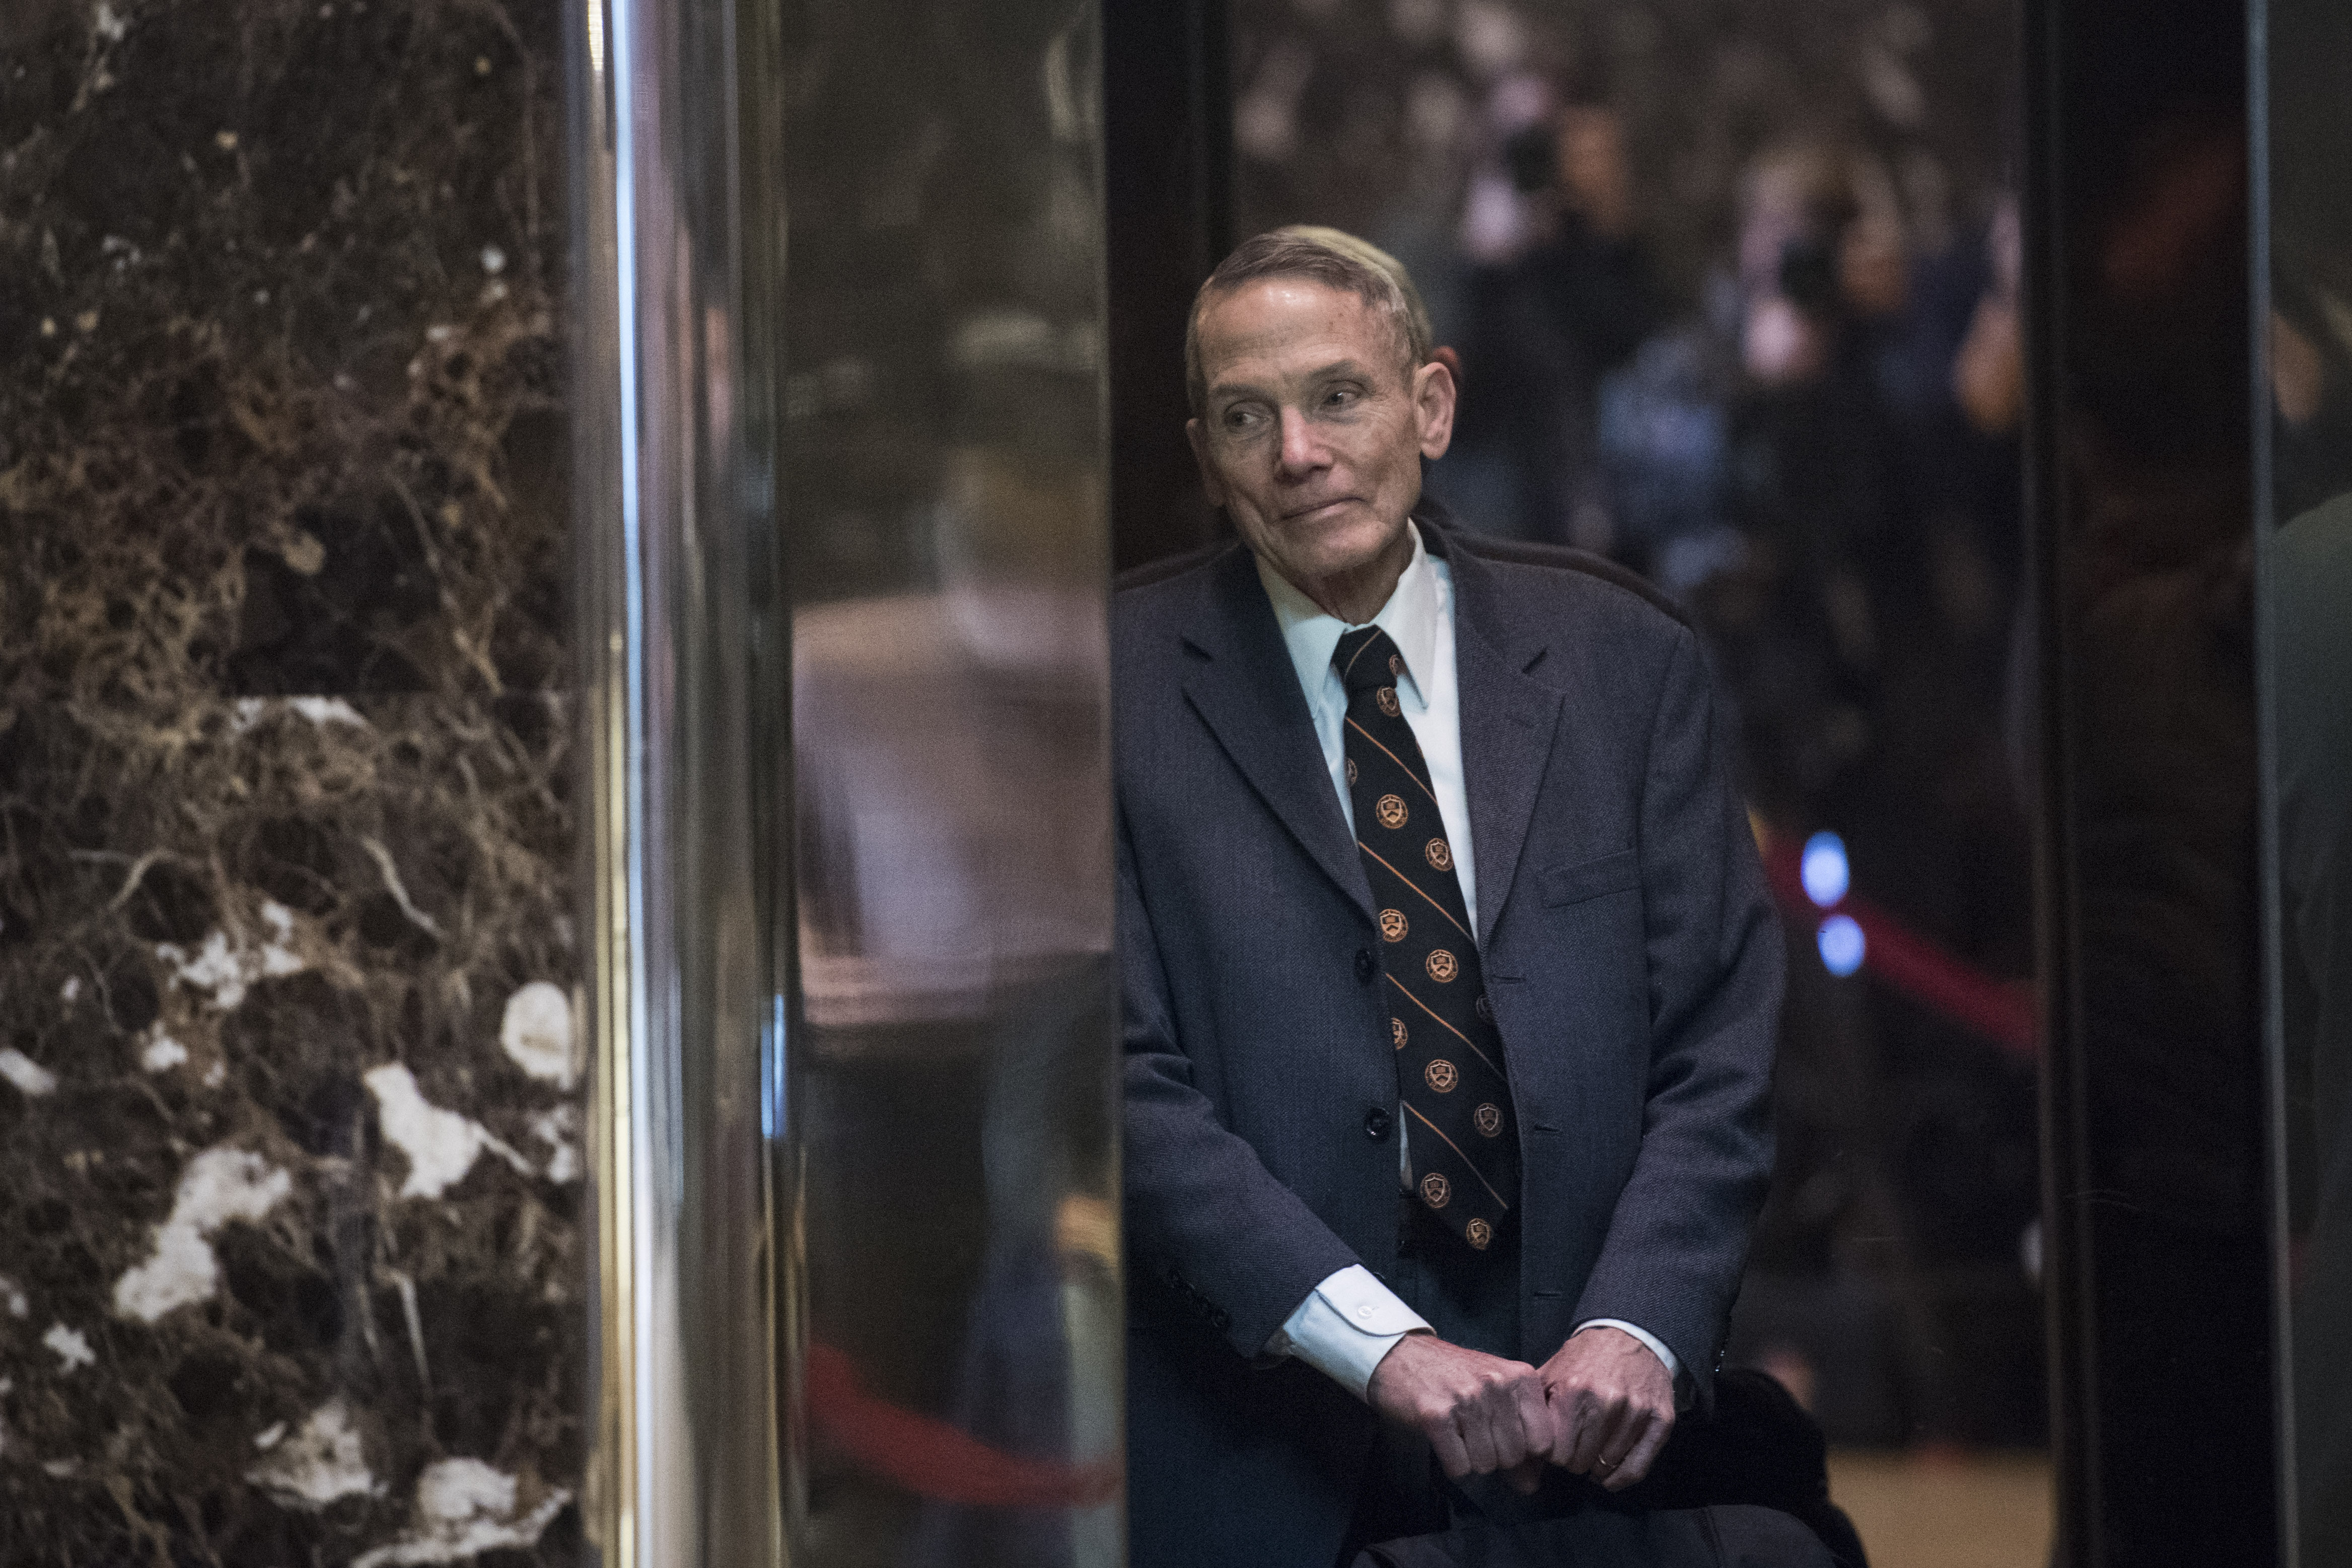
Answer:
[
  {"xmin": 1180, "ymin": 547, "xmax": 1375, "ymax": 922},
  {"xmin": 1437, "ymin": 535, "xmax": 1563, "ymax": 949}
]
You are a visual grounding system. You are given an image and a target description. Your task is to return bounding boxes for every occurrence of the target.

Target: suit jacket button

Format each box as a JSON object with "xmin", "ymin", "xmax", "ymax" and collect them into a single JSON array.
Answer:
[
  {"xmin": 1364, "ymin": 1107, "xmax": 1392, "ymax": 1141},
  {"xmin": 1355, "ymin": 948, "xmax": 1377, "ymax": 984}
]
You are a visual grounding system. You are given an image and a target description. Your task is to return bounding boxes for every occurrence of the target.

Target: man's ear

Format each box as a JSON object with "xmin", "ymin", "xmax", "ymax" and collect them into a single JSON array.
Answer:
[
  {"xmin": 1185, "ymin": 418, "xmax": 1229, "ymax": 509},
  {"xmin": 1414, "ymin": 358, "xmax": 1458, "ymax": 461}
]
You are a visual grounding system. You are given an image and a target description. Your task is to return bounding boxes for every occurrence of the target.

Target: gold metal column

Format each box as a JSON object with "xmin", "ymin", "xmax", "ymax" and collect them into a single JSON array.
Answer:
[{"xmin": 571, "ymin": 0, "xmax": 786, "ymax": 1562}]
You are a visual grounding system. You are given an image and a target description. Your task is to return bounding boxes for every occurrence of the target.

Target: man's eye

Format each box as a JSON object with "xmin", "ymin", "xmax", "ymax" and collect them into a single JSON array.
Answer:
[
  {"xmin": 1324, "ymin": 388, "xmax": 1359, "ymax": 409},
  {"xmin": 1223, "ymin": 407, "xmax": 1261, "ymax": 431}
]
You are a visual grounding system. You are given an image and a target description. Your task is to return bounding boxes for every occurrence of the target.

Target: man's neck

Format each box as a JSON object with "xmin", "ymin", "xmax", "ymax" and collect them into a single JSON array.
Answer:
[{"xmin": 1283, "ymin": 524, "xmax": 1416, "ymax": 625}]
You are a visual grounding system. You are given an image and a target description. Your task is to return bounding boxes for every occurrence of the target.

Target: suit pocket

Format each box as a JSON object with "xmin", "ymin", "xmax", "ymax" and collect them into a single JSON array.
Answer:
[{"xmin": 1537, "ymin": 848, "xmax": 1640, "ymax": 906}]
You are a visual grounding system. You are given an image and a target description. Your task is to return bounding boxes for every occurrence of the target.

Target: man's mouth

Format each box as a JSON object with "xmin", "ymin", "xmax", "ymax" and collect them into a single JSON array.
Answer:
[{"xmin": 1281, "ymin": 496, "xmax": 1360, "ymax": 522}]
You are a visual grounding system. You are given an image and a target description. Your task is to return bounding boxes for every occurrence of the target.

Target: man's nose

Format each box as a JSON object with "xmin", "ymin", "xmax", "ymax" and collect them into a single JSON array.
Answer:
[{"xmin": 1276, "ymin": 407, "xmax": 1327, "ymax": 475}]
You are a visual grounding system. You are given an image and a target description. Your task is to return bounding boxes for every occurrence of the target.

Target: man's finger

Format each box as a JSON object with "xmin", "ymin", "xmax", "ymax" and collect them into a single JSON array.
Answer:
[
  {"xmin": 1589, "ymin": 1405, "xmax": 1649, "ymax": 1487},
  {"xmin": 1509, "ymin": 1374, "xmax": 1556, "ymax": 1473},
  {"xmin": 1480, "ymin": 1374, "xmax": 1545, "ymax": 1472},
  {"xmin": 1488, "ymin": 1419, "xmax": 1533, "ymax": 1475},
  {"xmin": 1541, "ymin": 1381, "xmax": 1584, "ymax": 1467},
  {"xmin": 1428, "ymin": 1415, "xmax": 1473, "ymax": 1481},
  {"xmin": 1593, "ymin": 1408, "xmax": 1644, "ymax": 1474},
  {"xmin": 1600, "ymin": 1407, "xmax": 1675, "ymax": 1491},
  {"xmin": 1455, "ymin": 1404, "xmax": 1502, "ymax": 1475},
  {"xmin": 1505, "ymin": 1456, "xmax": 1547, "ymax": 1496},
  {"xmin": 1565, "ymin": 1387, "xmax": 1624, "ymax": 1473}
]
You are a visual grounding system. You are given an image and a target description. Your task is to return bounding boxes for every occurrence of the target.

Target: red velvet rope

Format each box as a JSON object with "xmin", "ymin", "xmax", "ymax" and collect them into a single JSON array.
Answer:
[
  {"xmin": 806, "ymin": 1340, "xmax": 1122, "ymax": 1509},
  {"xmin": 1760, "ymin": 840, "xmax": 2039, "ymax": 1058}
]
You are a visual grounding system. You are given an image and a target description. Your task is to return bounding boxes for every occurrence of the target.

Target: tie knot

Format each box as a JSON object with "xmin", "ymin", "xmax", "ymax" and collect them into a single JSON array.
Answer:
[{"xmin": 1333, "ymin": 626, "xmax": 1405, "ymax": 696}]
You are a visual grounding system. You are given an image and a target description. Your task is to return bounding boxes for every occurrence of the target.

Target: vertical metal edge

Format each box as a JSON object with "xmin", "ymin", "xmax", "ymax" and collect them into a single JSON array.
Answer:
[
  {"xmin": 567, "ymin": 0, "xmax": 636, "ymax": 1558},
  {"xmin": 729, "ymin": 0, "xmax": 805, "ymax": 1551},
  {"xmin": 1076, "ymin": 7, "xmax": 1131, "ymax": 1560},
  {"xmin": 696, "ymin": 0, "xmax": 790, "ymax": 1555},
  {"xmin": 2019, "ymin": 0, "xmax": 2097, "ymax": 1559},
  {"xmin": 2247, "ymin": 3, "xmax": 2301, "ymax": 1560},
  {"xmin": 572, "ymin": 0, "xmax": 787, "ymax": 1560}
]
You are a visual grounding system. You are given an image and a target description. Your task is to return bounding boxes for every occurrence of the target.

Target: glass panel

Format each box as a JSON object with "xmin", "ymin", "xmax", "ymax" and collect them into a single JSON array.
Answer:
[
  {"xmin": 770, "ymin": 0, "xmax": 1123, "ymax": 1563},
  {"xmin": 570, "ymin": 0, "xmax": 786, "ymax": 1559},
  {"xmin": 2029, "ymin": 0, "xmax": 2275, "ymax": 1560},
  {"xmin": 2260, "ymin": 2, "xmax": 2352, "ymax": 1561}
]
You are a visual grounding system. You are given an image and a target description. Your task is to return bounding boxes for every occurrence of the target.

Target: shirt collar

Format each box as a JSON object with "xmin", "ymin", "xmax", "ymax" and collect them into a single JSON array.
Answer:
[{"xmin": 1255, "ymin": 521, "xmax": 1442, "ymax": 709}]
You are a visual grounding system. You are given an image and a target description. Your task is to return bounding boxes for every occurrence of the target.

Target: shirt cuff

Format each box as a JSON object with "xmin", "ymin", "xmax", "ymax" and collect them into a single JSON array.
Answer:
[
  {"xmin": 1265, "ymin": 1264, "xmax": 1432, "ymax": 1400},
  {"xmin": 1574, "ymin": 1318, "xmax": 1686, "ymax": 1400}
]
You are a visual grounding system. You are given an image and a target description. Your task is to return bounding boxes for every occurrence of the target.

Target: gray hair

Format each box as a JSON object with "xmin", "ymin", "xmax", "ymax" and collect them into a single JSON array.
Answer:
[{"xmin": 1184, "ymin": 226, "xmax": 1437, "ymax": 416}]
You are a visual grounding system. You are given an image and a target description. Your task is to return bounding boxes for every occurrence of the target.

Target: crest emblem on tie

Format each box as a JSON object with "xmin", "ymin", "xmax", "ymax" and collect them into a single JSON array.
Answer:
[
  {"xmin": 1425, "ymin": 1059, "xmax": 1458, "ymax": 1093},
  {"xmin": 1376, "ymin": 686, "xmax": 1401, "ymax": 717},
  {"xmin": 1474, "ymin": 993, "xmax": 1493, "ymax": 1022},
  {"xmin": 1389, "ymin": 654, "xmax": 1404, "ymax": 676},
  {"xmin": 1426, "ymin": 949, "xmax": 1459, "ymax": 983},
  {"xmin": 1346, "ymin": 757, "xmax": 1358, "ymax": 786},
  {"xmin": 1475, "ymin": 1103, "xmax": 1504, "ymax": 1136},
  {"xmin": 1426, "ymin": 838, "xmax": 1452, "ymax": 871},
  {"xmin": 1376, "ymin": 794, "xmax": 1408, "ymax": 829},
  {"xmin": 1380, "ymin": 908, "xmax": 1409, "ymax": 943},
  {"xmin": 1420, "ymin": 1172, "xmax": 1451, "ymax": 1209},
  {"xmin": 1392, "ymin": 1018, "xmax": 1408, "ymax": 1048},
  {"xmin": 1466, "ymin": 1218, "xmax": 1492, "ymax": 1250}
]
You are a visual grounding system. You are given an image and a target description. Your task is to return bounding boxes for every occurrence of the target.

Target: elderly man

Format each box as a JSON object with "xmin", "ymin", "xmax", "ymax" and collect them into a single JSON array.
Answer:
[{"xmin": 1115, "ymin": 228, "xmax": 1783, "ymax": 1566}]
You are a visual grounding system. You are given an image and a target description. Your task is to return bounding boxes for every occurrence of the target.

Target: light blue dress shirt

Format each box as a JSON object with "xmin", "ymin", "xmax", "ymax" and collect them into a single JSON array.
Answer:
[{"xmin": 1250, "ymin": 523, "xmax": 1682, "ymax": 1400}]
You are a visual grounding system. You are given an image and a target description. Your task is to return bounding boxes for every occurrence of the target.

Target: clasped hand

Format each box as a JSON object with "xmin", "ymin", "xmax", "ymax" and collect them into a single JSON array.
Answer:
[{"xmin": 1363, "ymin": 1325, "xmax": 1674, "ymax": 1494}]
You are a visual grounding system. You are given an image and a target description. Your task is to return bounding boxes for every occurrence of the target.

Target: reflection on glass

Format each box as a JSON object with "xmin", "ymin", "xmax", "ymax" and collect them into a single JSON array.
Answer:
[
  {"xmin": 2021, "ymin": 0, "xmax": 2288, "ymax": 1554},
  {"xmin": 773, "ymin": 0, "xmax": 1120, "ymax": 1563},
  {"xmin": 2263, "ymin": 2, "xmax": 2352, "ymax": 1561}
]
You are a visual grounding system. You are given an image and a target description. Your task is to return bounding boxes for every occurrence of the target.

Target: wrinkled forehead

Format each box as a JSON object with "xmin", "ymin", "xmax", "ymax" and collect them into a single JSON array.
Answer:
[{"xmin": 1194, "ymin": 278, "xmax": 1412, "ymax": 394}]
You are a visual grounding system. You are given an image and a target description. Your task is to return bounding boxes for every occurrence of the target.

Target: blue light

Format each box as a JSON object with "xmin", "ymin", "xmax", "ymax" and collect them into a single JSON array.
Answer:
[
  {"xmin": 1817, "ymin": 914, "xmax": 1866, "ymax": 977},
  {"xmin": 1800, "ymin": 831, "xmax": 1850, "ymax": 908}
]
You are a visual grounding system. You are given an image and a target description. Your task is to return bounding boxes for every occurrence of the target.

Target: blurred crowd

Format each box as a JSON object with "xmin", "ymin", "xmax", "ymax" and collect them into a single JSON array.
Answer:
[
  {"xmin": 1238, "ymin": 7, "xmax": 2042, "ymax": 1448},
  {"xmin": 1414, "ymin": 90, "xmax": 2038, "ymax": 1451},
  {"xmin": 1405, "ymin": 84, "xmax": 2023, "ymax": 820}
]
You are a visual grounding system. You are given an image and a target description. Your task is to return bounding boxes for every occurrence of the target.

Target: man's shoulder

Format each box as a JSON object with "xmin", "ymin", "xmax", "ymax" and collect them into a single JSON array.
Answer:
[
  {"xmin": 1441, "ymin": 527, "xmax": 1692, "ymax": 634},
  {"xmin": 1435, "ymin": 525, "xmax": 1697, "ymax": 681},
  {"xmin": 1115, "ymin": 535, "xmax": 1239, "ymax": 597},
  {"xmin": 1111, "ymin": 537, "xmax": 1246, "ymax": 660}
]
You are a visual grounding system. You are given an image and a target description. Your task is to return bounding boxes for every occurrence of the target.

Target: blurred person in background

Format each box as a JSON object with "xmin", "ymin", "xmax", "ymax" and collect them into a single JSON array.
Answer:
[
  {"xmin": 1700, "ymin": 144, "xmax": 2026, "ymax": 895},
  {"xmin": 1693, "ymin": 142, "xmax": 1906, "ymax": 830},
  {"xmin": 1688, "ymin": 145, "xmax": 2043, "ymax": 1450},
  {"xmin": 795, "ymin": 335, "xmax": 1122, "ymax": 1566},
  {"xmin": 1433, "ymin": 77, "xmax": 1665, "ymax": 552}
]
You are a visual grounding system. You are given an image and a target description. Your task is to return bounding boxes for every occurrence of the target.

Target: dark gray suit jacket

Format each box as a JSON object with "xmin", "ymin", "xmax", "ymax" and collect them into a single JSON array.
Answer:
[{"xmin": 1116, "ymin": 519, "xmax": 1781, "ymax": 1568}]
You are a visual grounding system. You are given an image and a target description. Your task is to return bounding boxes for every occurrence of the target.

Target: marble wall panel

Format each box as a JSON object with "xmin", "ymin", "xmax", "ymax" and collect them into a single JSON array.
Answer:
[
  {"xmin": 0, "ymin": 697, "xmax": 582, "ymax": 1565},
  {"xmin": 0, "ymin": 0, "xmax": 570, "ymax": 706},
  {"xmin": 0, "ymin": 0, "xmax": 579, "ymax": 1561}
]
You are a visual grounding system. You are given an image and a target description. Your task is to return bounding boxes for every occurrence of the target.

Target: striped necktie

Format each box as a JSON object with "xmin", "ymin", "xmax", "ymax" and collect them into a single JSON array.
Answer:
[{"xmin": 1333, "ymin": 624, "xmax": 1520, "ymax": 1251}]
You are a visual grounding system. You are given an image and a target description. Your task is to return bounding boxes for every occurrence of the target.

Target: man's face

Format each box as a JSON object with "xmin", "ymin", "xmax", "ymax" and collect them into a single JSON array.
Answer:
[{"xmin": 1187, "ymin": 279, "xmax": 1455, "ymax": 597}]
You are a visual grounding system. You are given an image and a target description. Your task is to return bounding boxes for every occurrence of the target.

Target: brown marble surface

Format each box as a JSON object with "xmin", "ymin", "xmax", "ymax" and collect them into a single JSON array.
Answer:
[{"xmin": 0, "ymin": 1, "xmax": 580, "ymax": 1562}]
